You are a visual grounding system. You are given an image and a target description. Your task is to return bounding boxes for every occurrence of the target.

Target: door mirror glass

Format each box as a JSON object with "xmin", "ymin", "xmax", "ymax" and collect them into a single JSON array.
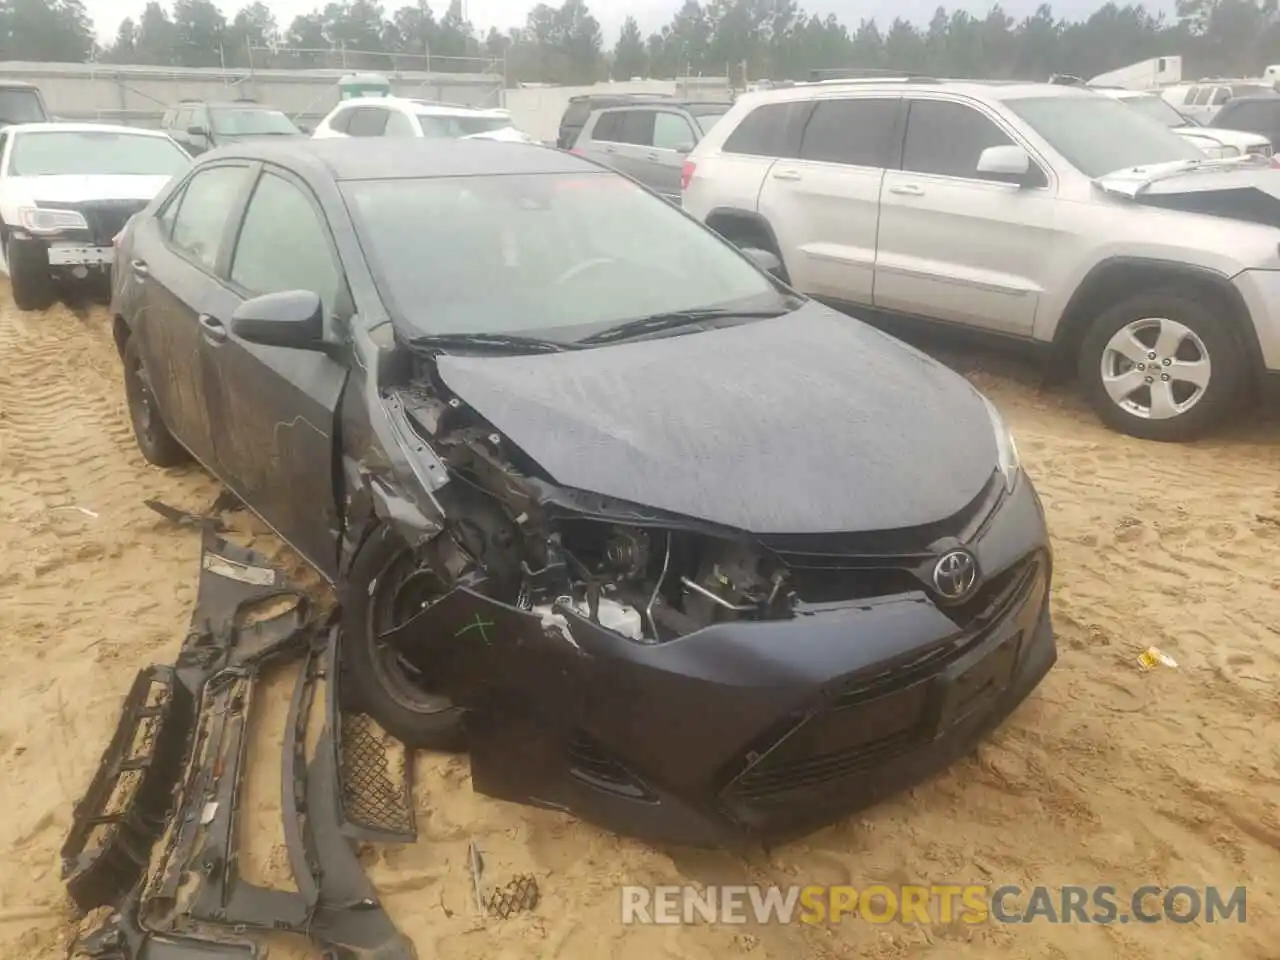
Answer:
[
  {"xmin": 741, "ymin": 246, "xmax": 784, "ymax": 279},
  {"xmin": 975, "ymin": 144, "xmax": 1032, "ymax": 183},
  {"xmin": 231, "ymin": 290, "xmax": 325, "ymax": 349}
]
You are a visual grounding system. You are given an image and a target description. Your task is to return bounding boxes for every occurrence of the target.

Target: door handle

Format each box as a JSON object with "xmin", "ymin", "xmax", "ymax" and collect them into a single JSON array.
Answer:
[
  {"xmin": 646, "ymin": 152, "xmax": 660, "ymax": 161},
  {"xmin": 889, "ymin": 183, "xmax": 925, "ymax": 196},
  {"xmin": 771, "ymin": 169, "xmax": 801, "ymax": 181},
  {"xmin": 130, "ymin": 258, "xmax": 149, "ymax": 278},
  {"xmin": 197, "ymin": 313, "xmax": 227, "ymax": 344}
]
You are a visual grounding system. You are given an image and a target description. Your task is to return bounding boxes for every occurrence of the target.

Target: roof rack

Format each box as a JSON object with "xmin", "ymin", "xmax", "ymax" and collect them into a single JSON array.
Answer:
[
  {"xmin": 806, "ymin": 67, "xmax": 936, "ymax": 81},
  {"xmin": 802, "ymin": 76, "xmax": 941, "ymax": 86}
]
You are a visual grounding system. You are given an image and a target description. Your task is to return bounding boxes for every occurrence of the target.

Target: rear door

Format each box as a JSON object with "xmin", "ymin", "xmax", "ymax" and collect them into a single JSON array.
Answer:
[
  {"xmin": 757, "ymin": 96, "xmax": 900, "ymax": 304},
  {"xmin": 128, "ymin": 161, "xmax": 255, "ymax": 470},
  {"xmin": 874, "ymin": 97, "xmax": 1055, "ymax": 337},
  {"xmin": 203, "ymin": 164, "xmax": 350, "ymax": 576},
  {"xmin": 647, "ymin": 110, "xmax": 700, "ymax": 201},
  {"xmin": 576, "ymin": 109, "xmax": 633, "ymax": 177}
]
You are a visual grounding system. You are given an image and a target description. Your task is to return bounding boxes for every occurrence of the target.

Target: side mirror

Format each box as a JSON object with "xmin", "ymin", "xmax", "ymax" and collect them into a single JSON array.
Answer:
[
  {"xmin": 741, "ymin": 246, "xmax": 784, "ymax": 279},
  {"xmin": 674, "ymin": 141, "xmax": 695, "ymax": 154},
  {"xmin": 187, "ymin": 124, "xmax": 209, "ymax": 138},
  {"xmin": 230, "ymin": 290, "xmax": 325, "ymax": 349},
  {"xmin": 296, "ymin": 123, "xmax": 311, "ymax": 135},
  {"xmin": 975, "ymin": 144, "xmax": 1034, "ymax": 185}
]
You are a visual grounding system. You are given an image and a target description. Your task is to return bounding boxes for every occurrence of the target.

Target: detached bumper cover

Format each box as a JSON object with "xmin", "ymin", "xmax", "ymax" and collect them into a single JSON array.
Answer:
[{"xmin": 393, "ymin": 476, "xmax": 1057, "ymax": 847}]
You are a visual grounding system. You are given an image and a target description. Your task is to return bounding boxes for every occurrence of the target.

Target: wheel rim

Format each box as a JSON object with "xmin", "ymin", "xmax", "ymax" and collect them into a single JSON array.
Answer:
[
  {"xmin": 368, "ymin": 551, "xmax": 455, "ymax": 715},
  {"xmin": 1100, "ymin": 317, "xmax": 1211, "ymax": 421},
  {"xmin": 128, "ymin": 357, "xmax": 158, "ymax": 442}
]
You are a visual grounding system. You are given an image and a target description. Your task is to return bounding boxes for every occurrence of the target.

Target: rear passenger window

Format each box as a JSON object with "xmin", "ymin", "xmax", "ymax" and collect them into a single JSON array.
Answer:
[
  {"xmin": 592, "ymin": 111, "xmax": 622, "ymax": 141},
  {"xmin": 653, "ymin": 112, "xmax": 696, "ymax": 150},
  {"xmin": 901, "ymin": 100, "xmax": 1015, "ymax": 179},
  {"xmin": 799, "ymin": 98, "xmax": 899, "ymax": 167},
  {"xmin": 1191, "ymin": 87, "xmax": 1214, "ymax": 106},
  {"xmin": 347, "ymin": 107, "xmax": 388, "ymax": 137},
  {"xmin": 722, "ymin": 102, "xmax": 810, "ymax": 158},
  {"xmin": 169, "ymin": 165, "xmax": 250, "ymax": 271},
  {"xmin": 617, "ymin": 110, "xmax": 655, "ymax": 145},
  {"xmin": 385, "ymin": 111, "xmax": 417, "ymax": 137},
  {"xmin": 328, "ymin": 107, "xmax": 354, "ymax": 134}
]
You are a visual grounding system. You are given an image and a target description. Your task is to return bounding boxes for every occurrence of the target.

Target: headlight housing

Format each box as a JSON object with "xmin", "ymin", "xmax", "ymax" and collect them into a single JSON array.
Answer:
[
  {"xmin": 981, "ymin": 395, "xmax": 1020, "ymax": 491},
  {"xmin": 19, "ymin": 206, "xmax": 88, "ymax": 234}
]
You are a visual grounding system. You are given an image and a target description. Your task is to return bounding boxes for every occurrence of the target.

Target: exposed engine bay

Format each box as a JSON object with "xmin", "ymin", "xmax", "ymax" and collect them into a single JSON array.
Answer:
[{"xmin": 390, "ymin": 357, "xmax": 803, "ymax": 649}]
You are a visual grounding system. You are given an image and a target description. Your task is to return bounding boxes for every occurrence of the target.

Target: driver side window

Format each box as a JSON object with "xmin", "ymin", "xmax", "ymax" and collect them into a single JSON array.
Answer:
[{"xmin": 230, "ymin": 169, "xmax": 344, "ymax": 328}]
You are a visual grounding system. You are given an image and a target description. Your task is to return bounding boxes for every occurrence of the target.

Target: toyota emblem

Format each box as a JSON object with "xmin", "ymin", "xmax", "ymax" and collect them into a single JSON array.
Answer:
[{"xmin": 932, "ymin": 549, "xmax": 979, "ymax": 602}]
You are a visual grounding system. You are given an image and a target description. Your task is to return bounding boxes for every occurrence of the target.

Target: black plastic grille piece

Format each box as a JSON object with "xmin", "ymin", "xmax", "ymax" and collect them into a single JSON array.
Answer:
[
  {"xmin": 485, "ymin": 874, "xmax": 541, "ymax": 918},
  {"xmin": 338, "ymin": 711, "xmax": 417, "ymax": 842}
]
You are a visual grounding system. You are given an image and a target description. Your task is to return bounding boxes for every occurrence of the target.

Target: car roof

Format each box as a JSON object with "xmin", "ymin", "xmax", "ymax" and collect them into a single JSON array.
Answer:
[
  {"xmin": 590, "ymin": 100, "xmax": 727, "ymax": 111},
  {"xmin": 200, "ymin": 136, "xmax": 596, "ymax": 181},
  {"xmin": 331, "ymin": 95, "xmax": 503, "ymax": 118},
  {"xmin": 3, "ymin": 121, "xmax": 175, "ymax": 137},
  {"xmin": 736, "ymin": 78, "xmax": 1101, "ymax": 106}
]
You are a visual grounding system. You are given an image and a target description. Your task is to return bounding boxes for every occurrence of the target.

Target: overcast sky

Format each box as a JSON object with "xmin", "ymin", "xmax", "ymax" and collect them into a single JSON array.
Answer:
[{"xmin": 84, "ymin": 0, "xmax": 1178, "ymax": 45}]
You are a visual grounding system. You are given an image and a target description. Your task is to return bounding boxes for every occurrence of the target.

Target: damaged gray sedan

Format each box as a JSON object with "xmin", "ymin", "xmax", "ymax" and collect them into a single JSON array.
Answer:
[{"xmin": 110, "ymin": 138, "xmax": 1056, "ymax": 846}]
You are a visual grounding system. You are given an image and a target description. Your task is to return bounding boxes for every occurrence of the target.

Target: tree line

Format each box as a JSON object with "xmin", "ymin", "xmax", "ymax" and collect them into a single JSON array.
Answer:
[{"xmin": 1, "ymin": 0, "xmax": 1277, "ymax": 86}]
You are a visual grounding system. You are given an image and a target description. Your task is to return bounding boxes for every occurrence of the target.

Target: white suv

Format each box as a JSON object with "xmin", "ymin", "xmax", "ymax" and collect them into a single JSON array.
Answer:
[
  {"xmin": 312, "ymin": 96, "xmax": 536, "ymax": 143},
  {"xmin": 682, "ymin": 79, "xmax": 1280, "ymax": 441}
]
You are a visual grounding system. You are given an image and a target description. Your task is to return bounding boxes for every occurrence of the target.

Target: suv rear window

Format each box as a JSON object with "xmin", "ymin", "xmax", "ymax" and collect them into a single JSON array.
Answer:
[
  {"xmin": 799, "ymin": 98, "xmax": 899, "ymax": 167},
  {"xmin": 721, "ymin": 101, "xmax": 810, "ymax": 158},
  {"xmin": 562, "ymin": 100, "xmax": 592, "ymax": 129}
]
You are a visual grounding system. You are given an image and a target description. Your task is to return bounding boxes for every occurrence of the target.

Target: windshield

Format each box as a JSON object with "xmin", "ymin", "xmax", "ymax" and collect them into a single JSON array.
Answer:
[
  {"xmin": 8, "ymin": 131, "xmax": 191, "ymax": 177},
  {"xmin": 1006, "ymin": 95, "xmax": 1205, "ymax": 177},
  {"xmin": 418, "ymin": 114, "xmax": 511, "ymax": 138},
  {"xmin": 1120, "ymin": 94, "xmax": 1189, "ymax": 128},
  {"xmin": 210, "ymin": 107, "xmax": 299, "ymax": 136},
  {"xmin": 0, "ymin": 88, "xmax": 46, "ymax": 125},
  {"xmin": 342, "ymin": 171, "xmax": 786, "ymax": 340},
  {"xmin": 690, "ymin": 105, "xmax": 729, "ymax": 134}
]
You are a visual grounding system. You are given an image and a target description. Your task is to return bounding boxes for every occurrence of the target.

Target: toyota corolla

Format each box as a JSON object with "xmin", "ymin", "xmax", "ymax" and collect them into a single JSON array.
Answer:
[{"xmin": 109, "ymin": 137, "xmax": 1056, "ymax": 846}]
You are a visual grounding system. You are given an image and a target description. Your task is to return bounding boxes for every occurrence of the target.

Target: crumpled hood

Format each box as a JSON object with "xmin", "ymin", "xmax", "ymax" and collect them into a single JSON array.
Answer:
[
  {"xmin": 1175, "ymin": 124, "xmax": 1270, "ymax": 150},
  {"xmin": 1094, "ymin": 156, "xmax": 1279, "ymax": 198},
  {"xmin": 7, "ymin": 174, "xmax": 174, "ymax": 204},
  {"xmin": 434, "ymin": 302, "xmax": 998, "ymax": 535}
]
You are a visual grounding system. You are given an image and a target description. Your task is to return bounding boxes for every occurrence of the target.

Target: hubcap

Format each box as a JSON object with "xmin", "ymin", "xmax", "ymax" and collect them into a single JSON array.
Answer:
[{"xmin": 1100, "ymin": 317, "xmax": 1211, "ymax": 421}]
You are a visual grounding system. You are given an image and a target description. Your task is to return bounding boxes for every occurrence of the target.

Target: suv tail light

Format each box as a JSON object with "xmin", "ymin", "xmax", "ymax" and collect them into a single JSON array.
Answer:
[
  {"xmin": 681, "ymin": 158, "xmax": 696, "ymax": 191},
  {"xmin": 1271, "ymin": 154, "xmax": 1280, "ymax": 169}
]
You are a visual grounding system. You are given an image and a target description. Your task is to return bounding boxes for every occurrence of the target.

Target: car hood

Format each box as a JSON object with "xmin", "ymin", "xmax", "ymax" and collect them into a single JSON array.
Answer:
[
  {"xmin": 1094, "ymin": 157, "xmax": 1280, "ymax": 225},
  {"xmin": 433, "ymin": 302, "xmax": 998, "ymax": 535},
  {"xmin": 6, "ymin": 174, "xmax": 175, "ymax": 204}
]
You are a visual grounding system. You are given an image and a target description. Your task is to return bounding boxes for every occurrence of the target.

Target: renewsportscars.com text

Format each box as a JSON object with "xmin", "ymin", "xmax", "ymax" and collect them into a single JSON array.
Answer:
[{"xmin": 620, "ymin": 884, "xmax": 1247, "ymax": 926}]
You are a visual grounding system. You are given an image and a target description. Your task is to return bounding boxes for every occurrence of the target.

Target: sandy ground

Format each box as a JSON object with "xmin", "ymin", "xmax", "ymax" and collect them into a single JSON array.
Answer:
[{"xmin": 2, "ymin": 290, "xmax": 1279, "ymax": 960}]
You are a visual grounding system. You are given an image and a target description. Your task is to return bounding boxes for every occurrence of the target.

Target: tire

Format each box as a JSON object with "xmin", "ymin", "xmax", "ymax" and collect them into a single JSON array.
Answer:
[
  {"xmin": 8, "ymin": 236, "xmax": 55, "ymax": 311},
  {"xmin": 122, "ymin": 335, "xmax": 189, "ymax": 467},
  {"xmin": 340, "ymin": 524, "xmax": 466, "ymax": 751},
  {"xmin": 1077, "ymin": 289, "xmax": 1246, "ymax": 442}
]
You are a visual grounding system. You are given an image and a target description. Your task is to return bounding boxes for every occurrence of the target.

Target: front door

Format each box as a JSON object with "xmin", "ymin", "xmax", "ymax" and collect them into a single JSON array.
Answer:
[
  {"xmin": 204, "ymin": 164, "xmax": 349, "ymax": 577},
  {"xmin": 131, "ymin": 162, "xmax": 254, "ymax": 469},
  {"xmin": 874, "ymin": 98, "xmax": 1056, "ymax": 337}
]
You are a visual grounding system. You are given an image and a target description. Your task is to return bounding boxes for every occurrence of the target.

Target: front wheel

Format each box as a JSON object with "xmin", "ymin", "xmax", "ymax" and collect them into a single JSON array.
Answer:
[
  {"xmin": 1078, "ymin": 291, "xmax": 1246, "ymax": 442},
  {"xmin": 8, "ymin": 236, "xmax": 55, "ymax": 311},
  {"xmin": 340, "ymin": 524, "xmax": 466, "ymax": 750}
]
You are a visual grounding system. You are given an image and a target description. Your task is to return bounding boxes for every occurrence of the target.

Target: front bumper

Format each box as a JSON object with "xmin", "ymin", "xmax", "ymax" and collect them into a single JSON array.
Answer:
[{"xmin": 393, "ymin": 475, "xmax": 1057, "ymax": 847}]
